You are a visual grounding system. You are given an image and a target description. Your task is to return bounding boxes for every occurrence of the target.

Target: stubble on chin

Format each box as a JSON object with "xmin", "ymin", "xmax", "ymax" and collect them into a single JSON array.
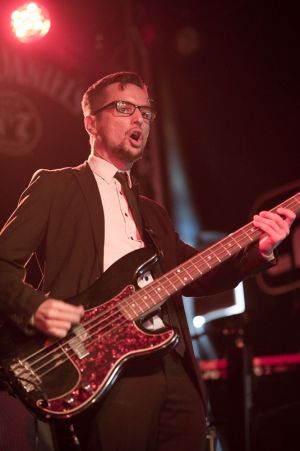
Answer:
[{"xmin": 115, "ymin": 143, "xmax": 145, "ymax": 168}]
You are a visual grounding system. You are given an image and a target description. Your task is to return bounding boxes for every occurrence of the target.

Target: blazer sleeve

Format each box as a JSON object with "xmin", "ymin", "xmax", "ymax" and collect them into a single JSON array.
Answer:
[{"xmin": 0, "ymin": 170, "xmax": 52, "ymax": 329}]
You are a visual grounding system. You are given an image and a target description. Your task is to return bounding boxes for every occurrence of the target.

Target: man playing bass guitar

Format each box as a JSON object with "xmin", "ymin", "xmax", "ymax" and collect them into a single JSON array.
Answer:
[{"xmin": 0, "ymin": 72, "xmax": 296, "ymax": 451}]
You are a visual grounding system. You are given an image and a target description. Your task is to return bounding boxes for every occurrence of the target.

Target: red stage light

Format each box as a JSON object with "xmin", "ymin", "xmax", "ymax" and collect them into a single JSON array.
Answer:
[{"xmin": 10, "ymin": 2, "xmax": 51, "ymax": 43}]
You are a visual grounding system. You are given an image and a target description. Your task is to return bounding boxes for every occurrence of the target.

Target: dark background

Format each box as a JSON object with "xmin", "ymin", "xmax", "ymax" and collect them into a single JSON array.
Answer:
[{"xmin": 1, "ymin": 0, "xmax": 299, "ymax": 228}]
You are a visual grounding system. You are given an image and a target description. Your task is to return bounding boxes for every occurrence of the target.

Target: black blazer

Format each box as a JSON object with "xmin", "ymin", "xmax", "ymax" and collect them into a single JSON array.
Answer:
[{"xmin": 0, "ymin": 161, "xmax": 272, "ymax": 404}]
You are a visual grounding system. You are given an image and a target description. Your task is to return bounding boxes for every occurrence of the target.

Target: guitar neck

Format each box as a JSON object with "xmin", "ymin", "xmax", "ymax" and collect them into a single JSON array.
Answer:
[{"xmin": 123, "ymin": 192, "xmax": 300, "ymax": 320}]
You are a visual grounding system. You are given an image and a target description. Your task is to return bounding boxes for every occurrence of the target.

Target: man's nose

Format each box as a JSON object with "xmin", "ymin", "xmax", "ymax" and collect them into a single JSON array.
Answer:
[{"xmin": 131, "ymin": 108, "xmax": 144, "ymax": 125}]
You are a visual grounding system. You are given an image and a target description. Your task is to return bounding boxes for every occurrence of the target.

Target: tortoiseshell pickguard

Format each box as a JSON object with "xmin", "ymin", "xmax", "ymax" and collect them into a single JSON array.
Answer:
[{"xmin": 38, "ymin": 285, "xmax": 177, "ymax": 419}]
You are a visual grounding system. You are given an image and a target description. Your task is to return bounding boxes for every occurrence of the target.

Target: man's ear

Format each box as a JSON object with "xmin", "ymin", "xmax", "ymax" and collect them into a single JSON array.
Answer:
[{"xmin": 84, "ymin": 115, "xmax": 97, "ymax": 136}]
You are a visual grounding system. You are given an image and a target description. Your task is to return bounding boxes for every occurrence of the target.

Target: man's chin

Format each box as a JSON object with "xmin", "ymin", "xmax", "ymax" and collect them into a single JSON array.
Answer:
[{"xmin": 122, "ymin": 146, "xmax": 144, "ymax": 164}]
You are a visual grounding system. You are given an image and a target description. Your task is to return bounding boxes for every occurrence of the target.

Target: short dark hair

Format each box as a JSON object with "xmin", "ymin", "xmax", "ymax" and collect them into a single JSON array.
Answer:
[{"xmin": 81, "ymin": 71, "xmax": 148, "ymax": 116}]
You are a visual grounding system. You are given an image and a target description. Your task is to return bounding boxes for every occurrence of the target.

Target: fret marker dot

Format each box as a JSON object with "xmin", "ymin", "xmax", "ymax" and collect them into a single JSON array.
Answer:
[
  {"xmin": 144, "ymin": 296, "xmax": 148, "ymax": 300},
  {"xmin": 177, "ymin": 269, "xmax": 181, "ymax": 272}
]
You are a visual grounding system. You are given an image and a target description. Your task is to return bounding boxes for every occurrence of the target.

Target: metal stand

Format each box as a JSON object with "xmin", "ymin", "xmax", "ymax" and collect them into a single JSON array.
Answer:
[{"xmin": 225, "ymin": 328, "xmax": 253, "ymax": 451}]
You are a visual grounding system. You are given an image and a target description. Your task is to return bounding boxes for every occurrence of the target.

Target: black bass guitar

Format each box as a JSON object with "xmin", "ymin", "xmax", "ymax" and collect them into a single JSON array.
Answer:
[{"xmin": 0, "ymin": 192, "xmax": 299, "ymax": 422}]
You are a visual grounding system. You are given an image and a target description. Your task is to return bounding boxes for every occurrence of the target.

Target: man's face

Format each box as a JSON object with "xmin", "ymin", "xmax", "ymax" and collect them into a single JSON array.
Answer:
[{"xmin": 86, "ymin": 83, "xmax": 152, "ymax": 170}]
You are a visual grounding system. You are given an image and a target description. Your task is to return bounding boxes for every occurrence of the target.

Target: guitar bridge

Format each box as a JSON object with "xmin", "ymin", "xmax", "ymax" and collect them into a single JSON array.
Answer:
[{"xmin": 10, "ymin": 359, "xmax": 42, "ymax": 393}]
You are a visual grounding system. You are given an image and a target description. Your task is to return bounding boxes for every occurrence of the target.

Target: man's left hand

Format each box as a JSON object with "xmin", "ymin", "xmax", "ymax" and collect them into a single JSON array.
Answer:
[{"xmin": 253, "ymin": 207, "xmax": 296, "ymax": 259}]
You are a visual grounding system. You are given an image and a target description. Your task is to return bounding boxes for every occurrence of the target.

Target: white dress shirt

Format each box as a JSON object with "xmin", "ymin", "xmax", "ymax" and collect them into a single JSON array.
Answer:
[{"xmin": 88, "ymin": 154, "xmax": 144, "ymax": 272}]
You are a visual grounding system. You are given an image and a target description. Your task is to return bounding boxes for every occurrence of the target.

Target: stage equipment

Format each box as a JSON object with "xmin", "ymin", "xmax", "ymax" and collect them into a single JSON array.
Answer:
[{"xmin": 10, "ymin": 2, "xmax": 51, "ymax": 43}]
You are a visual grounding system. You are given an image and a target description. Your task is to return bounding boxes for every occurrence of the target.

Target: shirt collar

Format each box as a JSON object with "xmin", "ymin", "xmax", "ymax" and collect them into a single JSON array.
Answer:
[{"xmin": 88, "ymin": 154, "xmax": 131, "ymax": 185}]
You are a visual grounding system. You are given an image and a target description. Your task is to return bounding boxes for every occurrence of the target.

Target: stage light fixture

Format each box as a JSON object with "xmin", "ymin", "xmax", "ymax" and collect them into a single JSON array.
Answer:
[
  {"xmin": 193, "ymin": 315, "xmax": 206, "ymax": 329},
  {"xmin": 10, "ymin": 2, "xmax": 51, "ymax": 43}
]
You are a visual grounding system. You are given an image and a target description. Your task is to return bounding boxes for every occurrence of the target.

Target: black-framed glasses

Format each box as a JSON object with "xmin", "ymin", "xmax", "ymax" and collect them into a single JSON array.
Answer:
[{"xmin": 92, "ymin": 100, "xmax": 157, "ymax": 122}]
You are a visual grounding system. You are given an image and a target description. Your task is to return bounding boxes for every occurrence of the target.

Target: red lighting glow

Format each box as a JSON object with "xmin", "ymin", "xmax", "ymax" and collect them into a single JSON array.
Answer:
[{"xmin": 10, "ymin": 2, "xmax": 51, "ymax": 43}]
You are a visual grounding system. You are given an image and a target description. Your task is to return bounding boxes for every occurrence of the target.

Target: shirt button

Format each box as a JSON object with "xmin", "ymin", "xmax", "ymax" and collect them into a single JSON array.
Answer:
[
  {"xmin": 130, "ymin": 237, "xmax": 134, "ymax": 240},
  {"xmin": 125, "ymin": 212, "xmax": 128, "ymax": 217}
]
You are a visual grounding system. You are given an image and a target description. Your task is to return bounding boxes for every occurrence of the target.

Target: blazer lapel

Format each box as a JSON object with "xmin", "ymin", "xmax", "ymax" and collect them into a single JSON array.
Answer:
[{"xmin": 73, "ymin": 161, "xmax": 105, "ymax": 273}]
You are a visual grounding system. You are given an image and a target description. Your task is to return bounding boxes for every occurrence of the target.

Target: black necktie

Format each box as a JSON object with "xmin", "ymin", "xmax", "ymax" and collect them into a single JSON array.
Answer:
[{"xmin": 114, "ymin": 172, "xmax": 143, "ymax": 235}]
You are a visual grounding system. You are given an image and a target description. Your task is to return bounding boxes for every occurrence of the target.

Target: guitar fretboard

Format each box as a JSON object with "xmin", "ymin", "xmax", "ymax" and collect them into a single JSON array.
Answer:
[{"xmin": 122, "ymin": 192, "xmax": 300, "ymax": 320}]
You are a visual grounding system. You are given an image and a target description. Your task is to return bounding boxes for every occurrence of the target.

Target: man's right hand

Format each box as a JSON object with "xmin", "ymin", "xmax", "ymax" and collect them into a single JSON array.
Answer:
[{"xmin": 32, "ymin": 299, "xmax": 84, "ymax": 338}]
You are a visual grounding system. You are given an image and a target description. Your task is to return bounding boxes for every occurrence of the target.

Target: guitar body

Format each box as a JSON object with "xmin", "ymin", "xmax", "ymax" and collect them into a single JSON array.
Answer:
[{"xmin": 0, "ymin": 248, "xmax": 178, "ymax": 421}]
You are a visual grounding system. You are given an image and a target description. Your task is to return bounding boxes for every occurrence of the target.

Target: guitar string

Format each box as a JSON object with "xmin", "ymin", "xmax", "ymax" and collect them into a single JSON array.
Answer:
[
  {"xmin": 33, "ymin": 227, "xmax": 258, "ymax": 379},
  {"xmin": 15, "ymin": 235, "xmax": 266, "ymax": 382},
  {"xmin": 17, "ymin": 203, "xmax": 297, "ymax": 380},
  {"xmin": 30, "ymin": 308, "xmax": 131, "ymax": 376},
  {"xmin": 17, "ymin": 214, "xmax": 299, "ymax": 382},
  {"xmin": 15, "ymin": 214, "xmax": 287, "ymax": 380},
  {"xmin": 18, "ymin": 197, "xmax": 300, "ymax": 381},
  {"xmin": 17, "ymin": 235, "xmax": 246, "ymax": 380},
  {"xmin": 37, "ymin": 316, "xmax": 140, "ymax": 379},
  {"xmin": 20, "ymin": 225, "xmax": 257, "ymax": 375}
]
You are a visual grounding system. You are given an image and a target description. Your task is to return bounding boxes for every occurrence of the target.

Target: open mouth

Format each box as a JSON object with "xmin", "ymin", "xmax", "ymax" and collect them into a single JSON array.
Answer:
[{"xmin": 129, "ymin": 129, "xmax": 142, "ymax": 143}]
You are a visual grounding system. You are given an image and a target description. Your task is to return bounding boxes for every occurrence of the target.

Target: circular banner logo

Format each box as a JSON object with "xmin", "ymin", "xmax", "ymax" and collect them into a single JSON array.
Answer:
[{"xmin": 0, "ymin": 89, "xmax": 42, "ymax": 156}]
